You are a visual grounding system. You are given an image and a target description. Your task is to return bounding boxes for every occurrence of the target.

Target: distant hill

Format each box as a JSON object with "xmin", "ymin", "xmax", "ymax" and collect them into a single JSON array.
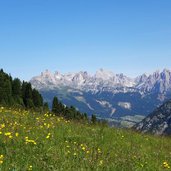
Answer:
[{"xmin": 134, "ymin": 100, "xmax": 171, "ymax": 135}]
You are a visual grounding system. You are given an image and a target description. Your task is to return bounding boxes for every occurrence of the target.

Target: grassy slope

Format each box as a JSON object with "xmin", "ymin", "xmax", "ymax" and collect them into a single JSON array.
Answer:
[{"xmin": 0, "ymin": 107, "xmax": 170, "ymax": 171}]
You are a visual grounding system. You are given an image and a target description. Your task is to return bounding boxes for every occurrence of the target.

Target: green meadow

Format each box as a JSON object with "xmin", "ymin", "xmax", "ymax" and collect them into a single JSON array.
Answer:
[{"xmin": 0, "ymin": 107, "xmax": 170, "ymax": 171}]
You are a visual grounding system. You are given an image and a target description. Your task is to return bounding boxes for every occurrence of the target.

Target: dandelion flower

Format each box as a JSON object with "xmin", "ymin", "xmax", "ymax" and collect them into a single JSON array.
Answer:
[
  {"xmin": 163, "ymin": 161, "xmax": 170, "ymax": 169},
  {"xmin": 28, "ymin": 165, "xmax": 33, "ymax": 170}
]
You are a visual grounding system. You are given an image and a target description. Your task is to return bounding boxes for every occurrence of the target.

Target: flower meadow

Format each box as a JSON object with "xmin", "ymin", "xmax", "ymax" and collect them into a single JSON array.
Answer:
[{"xmin": 0, "ymin": 107, "xmax": 171, "ymax": 170}]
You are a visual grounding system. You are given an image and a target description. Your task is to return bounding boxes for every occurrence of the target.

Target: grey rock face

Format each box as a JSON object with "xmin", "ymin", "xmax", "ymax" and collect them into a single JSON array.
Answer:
[
  {"xmin": 31, "ymin": 69, "xmax": 171, "ymax": 95},
  {"xmin": 134, "ymin": 100, "xmax": 171, "ymax": 135}
]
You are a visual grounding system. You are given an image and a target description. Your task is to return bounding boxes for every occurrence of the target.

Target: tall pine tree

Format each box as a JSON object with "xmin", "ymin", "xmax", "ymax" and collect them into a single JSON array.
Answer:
[
  {"xmin": 32, "ymin": 89, "xmax": 43, "ymax": 108},
  {"xmin": 52, "ymin": 96, "xmax": 59, "ymax": 115}
]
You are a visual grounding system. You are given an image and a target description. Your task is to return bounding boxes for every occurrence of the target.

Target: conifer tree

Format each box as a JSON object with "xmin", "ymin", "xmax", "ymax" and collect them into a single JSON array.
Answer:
[
  {"xmin": 12, "ymin": 78, "xmax": 21, "ymax": 97},
  {"xmin": 52, "ymin": 96, "xmax": 59, "ymax": 115},
  {"xmin": 91, "ymin": 114, "xmax": 97, "ymax": 124},
  {"xmin": 12, "ymin": 78, "xmax": 23, "ymax": 105},
  {"xmin": 0, "ymin": 69, "xmax": 12, "ymax": 105},
  {"xmin": 32, "ymin": 89, "xmax": 43, "ymax": 107},
  {"xmin": 23, "ymin": 83, "xmax": 34, "ymax": 108}
]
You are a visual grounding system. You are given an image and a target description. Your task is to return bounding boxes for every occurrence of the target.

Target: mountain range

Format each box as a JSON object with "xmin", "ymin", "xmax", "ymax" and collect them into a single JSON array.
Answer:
[{"xmin": 30, "ymin": 68, "xmax": 171, "ymax": 126}]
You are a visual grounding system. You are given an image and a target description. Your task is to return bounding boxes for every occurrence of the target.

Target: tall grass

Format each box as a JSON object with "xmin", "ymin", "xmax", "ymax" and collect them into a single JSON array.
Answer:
[{"xmin": 0, "ymin": 107, "xmax": 170, "ymax": 170}]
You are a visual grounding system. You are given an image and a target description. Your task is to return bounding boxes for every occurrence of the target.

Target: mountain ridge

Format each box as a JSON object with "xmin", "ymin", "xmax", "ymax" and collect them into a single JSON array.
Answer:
[
  {"xmin": 134, "ymin": 99, "xmax": 171, "ymax": 135},
  {"xmin": 30, "ymin": 68, "xmax": 171, "ymax": 123},
  {"xmin": 31, "ymin": 68, "xmax": 171, "ymax": 94}
]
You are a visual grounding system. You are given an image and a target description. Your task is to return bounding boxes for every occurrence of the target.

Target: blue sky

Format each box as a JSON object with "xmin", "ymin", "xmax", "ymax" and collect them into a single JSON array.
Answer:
[{"xmin": 0, "ymin": 0, "xmax": 171, "ymax": 80}]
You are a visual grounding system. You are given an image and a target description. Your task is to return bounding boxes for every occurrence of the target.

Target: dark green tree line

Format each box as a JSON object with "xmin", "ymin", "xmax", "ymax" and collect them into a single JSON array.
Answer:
[
  {"xmin": 52, "ymin": 96, "xmax": 88, "ymax": 121},
  {"xmin": 0, "ymin": 69, "xmax": 46, "ymax": 110}
]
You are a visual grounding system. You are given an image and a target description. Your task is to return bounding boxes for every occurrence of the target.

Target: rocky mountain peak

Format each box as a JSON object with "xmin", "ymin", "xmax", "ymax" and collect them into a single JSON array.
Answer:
[
  {"xmin": 95, "ymin": 68, "xmax": 115, "ymax": 80},
  {"xmin": 30, "ymin": 68, "xmax": 171, "ymax": 96},
  {"xmin": 41, "ymin": 69, "xmax": 53, "ymax": 77},
  {"xmin": 136, "ymin": 69, "xmax": 171, "ymax": 94}
]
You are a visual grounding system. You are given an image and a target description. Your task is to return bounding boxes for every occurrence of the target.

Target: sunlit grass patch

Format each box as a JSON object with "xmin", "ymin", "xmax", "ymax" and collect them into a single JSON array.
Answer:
[{"xmin": 0, "ymin": 107, "xmax": 170, "ymax": 170}]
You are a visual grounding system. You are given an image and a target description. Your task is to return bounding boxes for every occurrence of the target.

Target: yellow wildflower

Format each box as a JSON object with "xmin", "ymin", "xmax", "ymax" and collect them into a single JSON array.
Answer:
[
  {"xmin": 0, "ymin": 155, "xmax": 4, "ymax": 165},
  {"xmin": 163, "ymin": 161, "xmax": 170, "ymax": 169},
  {"xmin": 28, "ymin": 165, "xmax": 33, "ymax": 170},
  {"xmin": 9, "ymin": 135, "xmax": 13, "ymax": 139},
  {"xmin": 1, "ymin": 124, "xmax": 5, "ymax": 129},
  {"xmin": 5, "ymin": 132, "xmax": 11, "ymax": 136},
  {"xmin": 98, "ymin": 148, "xmax": 101, "ymax": 153},
  {"xmin": 25, "ymin": 137, "xmax": 37, "ymax": 145},
  {"xmin": 46, "ymin": 133, "xmax": 51, "ymax": 139},
  {"xmin": 86, "ymin": 150, "xmax": 90, "ymax": 154}
]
